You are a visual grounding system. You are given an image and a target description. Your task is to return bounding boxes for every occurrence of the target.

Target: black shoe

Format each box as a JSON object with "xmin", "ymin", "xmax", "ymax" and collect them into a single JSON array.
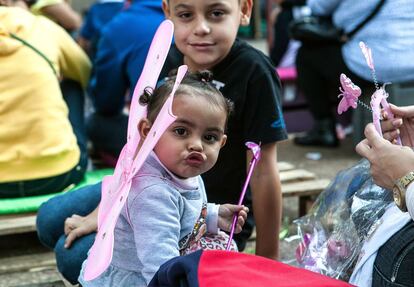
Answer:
[{"xmin": 294, "ymin": 119, "xmax": 339, "ymax": 147}]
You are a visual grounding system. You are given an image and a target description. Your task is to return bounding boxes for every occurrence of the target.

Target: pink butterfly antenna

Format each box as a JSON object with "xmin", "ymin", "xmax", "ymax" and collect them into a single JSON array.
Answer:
[
  {"xmin": 359, "ymin": 41, "xmax": 401, "ymax": 145},
  {"xmin": 226, "ymin": 142, "xmax": 261, "ymax": 251}
]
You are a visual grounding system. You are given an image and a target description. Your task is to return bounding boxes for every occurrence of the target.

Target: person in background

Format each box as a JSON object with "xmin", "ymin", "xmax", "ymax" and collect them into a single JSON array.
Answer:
[
  {"xmin": 356, "ymin": 104, "xmax": 414, "ymax": 286},
  {"xmin": 294, "ymin": 0, "xmax": 414, "ymax": 147},
  {"xmin": 268, "ymin": 0, "xmax": 306, "ymax": 67},
  {"xmin": 86, "ymin": 0, "xmax": 164, "ymax": 163},
  {"xmin": 77, "ymin": 0, "xmax": 125, "ymax": 60},
  {"xmin": 25, "ymin": 0, "xmax": 82, "ymax": 32},
  {"xmin": 0, "ymin": 2, "xmax": 91, "ymax": 197}
]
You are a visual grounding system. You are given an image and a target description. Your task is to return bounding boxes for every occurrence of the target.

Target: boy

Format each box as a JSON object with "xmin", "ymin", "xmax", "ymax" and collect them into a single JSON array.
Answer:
[{"xmin": 161, "ymin": 0, "xmax": 288, "ymax": 259}]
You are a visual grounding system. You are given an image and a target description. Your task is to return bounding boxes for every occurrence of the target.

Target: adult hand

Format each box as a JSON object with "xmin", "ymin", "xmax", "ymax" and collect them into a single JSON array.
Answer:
[
  {"xmin": 218, "ymin": 204, "xmax": 249, "ymax": 233},
  {"xmin": 64, "ymin": 207, "xmax": 99, "ymax": 248},
  {"xmin": 381, "ymin": 104, "xmax": 414, "ymax": 147},
  {"xmin": 356, "ymin": 123, "xmax": 414, "ymax": 190}
]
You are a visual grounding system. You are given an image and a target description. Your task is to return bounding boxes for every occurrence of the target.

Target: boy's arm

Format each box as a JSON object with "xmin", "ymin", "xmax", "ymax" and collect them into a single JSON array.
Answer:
[{"xmin": 248, "ymin": 142, "xmax": 281, "ymax": 260}]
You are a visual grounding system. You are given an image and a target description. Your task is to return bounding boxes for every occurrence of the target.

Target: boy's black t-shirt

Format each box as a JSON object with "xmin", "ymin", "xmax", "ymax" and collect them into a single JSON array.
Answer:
[{"xmin": 161, "ymin": 38, "xmax": 288, "ymax": 210}]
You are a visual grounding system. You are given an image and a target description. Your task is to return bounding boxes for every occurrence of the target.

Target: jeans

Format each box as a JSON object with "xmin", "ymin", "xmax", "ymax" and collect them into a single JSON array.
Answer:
[
  {"xmin": 0, "ymin": 79, "xmax": 88, "ymax": 198},
  {"xmin": 373, "ymin": 220, "xmax": 414, "ymax": 286},
  {"xmin": 36, "ymin": 182, "xmax": 102, "ymax": 284}
]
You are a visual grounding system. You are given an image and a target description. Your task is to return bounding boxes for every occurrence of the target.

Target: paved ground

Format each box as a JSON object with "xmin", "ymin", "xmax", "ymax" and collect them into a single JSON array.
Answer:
[{"xmin": 279, "ymin": 135, "xmax": 360, "ymax": 182}]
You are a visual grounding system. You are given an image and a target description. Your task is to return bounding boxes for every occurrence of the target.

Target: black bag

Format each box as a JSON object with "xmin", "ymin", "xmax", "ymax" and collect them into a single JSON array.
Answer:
[
  {"xmin": 289, "ymin": 16, "xmax": 345, "ymax": 44},
  {"xmin": 289, "ymin": 0, "xmax": 386, "ymax": 45}
]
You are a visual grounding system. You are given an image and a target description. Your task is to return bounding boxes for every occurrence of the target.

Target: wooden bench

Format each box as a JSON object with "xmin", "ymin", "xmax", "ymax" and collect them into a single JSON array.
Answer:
[{"xmin": 278, "ymin": 162, "xmax": 330, "ymax": 216}]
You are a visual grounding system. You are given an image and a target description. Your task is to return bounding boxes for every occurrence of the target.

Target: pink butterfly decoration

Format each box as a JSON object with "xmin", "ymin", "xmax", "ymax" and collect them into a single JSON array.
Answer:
[
  {"xmin": 337, "ymin": 73, "xmax": 362, "ymax": 115},
  {"xmin": 84, "ymin": 20, "xmax": 189, "ymax": 281}
]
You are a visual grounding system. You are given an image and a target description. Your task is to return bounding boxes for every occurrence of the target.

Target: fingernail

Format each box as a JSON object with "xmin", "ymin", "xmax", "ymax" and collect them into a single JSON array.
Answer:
[{"xmin": 392, "ymin": 119, "xmax": 402, "ymax": 127}]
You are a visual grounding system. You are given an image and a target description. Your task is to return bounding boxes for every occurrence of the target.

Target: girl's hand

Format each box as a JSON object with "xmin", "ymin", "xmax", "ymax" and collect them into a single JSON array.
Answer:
[
  {"xmin": 64, "ymin": 212, "xmax": 98, "ymax": 248},
  {"xmin": 218, "ymin": 204, "xmax": 249, "ymax": 233}
]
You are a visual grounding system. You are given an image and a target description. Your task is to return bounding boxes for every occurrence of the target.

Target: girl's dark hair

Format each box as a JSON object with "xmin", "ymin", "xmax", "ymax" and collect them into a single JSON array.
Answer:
[{"xmin": 139, "ymin": 70, "xmax": 234, "ymax": 128}]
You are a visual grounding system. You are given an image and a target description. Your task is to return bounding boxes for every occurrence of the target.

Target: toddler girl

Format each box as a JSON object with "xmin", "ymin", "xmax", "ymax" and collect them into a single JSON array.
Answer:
[{"xmin": 78, "ymin": 70, "xmax": 249, "ymax": 286}]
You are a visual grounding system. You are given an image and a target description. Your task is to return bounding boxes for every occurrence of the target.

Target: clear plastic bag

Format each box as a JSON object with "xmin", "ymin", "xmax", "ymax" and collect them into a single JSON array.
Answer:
[{"xmin": 283, "ymin": 159, "xmax": 392, "ymax": 281}]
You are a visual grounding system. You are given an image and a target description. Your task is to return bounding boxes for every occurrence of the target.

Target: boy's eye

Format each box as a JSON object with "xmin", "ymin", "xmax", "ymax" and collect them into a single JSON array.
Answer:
[
  {"xmin": 174, "ymin": 128, "xmax": 187, "ymax": 136},
  {"xmin": 210, "ymin": 10, "xmax": 224, "ymax": 18}
]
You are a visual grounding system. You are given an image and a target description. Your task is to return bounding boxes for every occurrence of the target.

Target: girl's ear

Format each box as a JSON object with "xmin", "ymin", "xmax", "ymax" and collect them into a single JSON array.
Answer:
[
  {"xmin": 240, "ymin": 0, "xmax": 253, "ymax": 26},
  {"xmin": 220, "ymin": 135, "xmax": 228, "ymax": 148},
  {"xmin": 138, "ymin": 118, "xmax": 152, "ymax": 140},
  {"xmin": 162, "ymin": 0, "xmax": 171, "ymax": 19}
]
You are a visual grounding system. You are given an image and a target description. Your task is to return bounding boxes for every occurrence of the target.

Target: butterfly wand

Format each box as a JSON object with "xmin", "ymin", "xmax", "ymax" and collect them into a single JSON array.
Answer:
[{"xmin": 226, "ymin": 142, "xmax": 261, "ymax": 251}]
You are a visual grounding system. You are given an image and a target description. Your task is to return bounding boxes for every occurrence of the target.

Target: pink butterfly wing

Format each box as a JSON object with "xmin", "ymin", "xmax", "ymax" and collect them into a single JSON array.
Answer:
[
  {"xmin": 337, "ymin": 74, "xmax": 361, "ymax": 114},
  {"xmin": 337, "ymin": 96, "xmax": 349, "ymax": 115},
  {"xmin": 83, "ymin": 20, "xmax": 176, "ymax": 281}
]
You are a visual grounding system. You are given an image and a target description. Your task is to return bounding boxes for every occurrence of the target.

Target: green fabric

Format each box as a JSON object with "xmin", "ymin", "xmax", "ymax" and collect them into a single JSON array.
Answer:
[{"xmin": 0, "ymin": 169, "xmax": 113, "ymax": 215}]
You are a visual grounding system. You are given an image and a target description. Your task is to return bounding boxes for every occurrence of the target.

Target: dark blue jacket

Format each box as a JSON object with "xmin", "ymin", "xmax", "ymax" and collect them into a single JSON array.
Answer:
[{"xmin": 88, "ymin": 0, "xmax": 164, "ymax": 115}]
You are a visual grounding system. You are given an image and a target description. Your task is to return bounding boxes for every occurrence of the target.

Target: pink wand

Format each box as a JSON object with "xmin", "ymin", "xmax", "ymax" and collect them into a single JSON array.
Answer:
[{"xmin": 226, "ymin": 142, "xmax": 261, "ymax": 250}]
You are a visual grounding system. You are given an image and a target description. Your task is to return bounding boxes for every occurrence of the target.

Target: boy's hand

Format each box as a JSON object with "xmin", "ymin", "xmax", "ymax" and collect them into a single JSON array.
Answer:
[{"xmin": 218, "ymin": 204, "xmax": 249, "ymax": 233}]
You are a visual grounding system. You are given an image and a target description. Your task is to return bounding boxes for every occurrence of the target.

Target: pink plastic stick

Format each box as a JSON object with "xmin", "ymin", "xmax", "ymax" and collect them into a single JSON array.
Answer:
[
  {"xmin": 226, "ymin": 142, "xmax": 261, "ymax": 250},
  {"xmin": 360, "ymin": 42, "xmax": 402, "ymax": 145}
]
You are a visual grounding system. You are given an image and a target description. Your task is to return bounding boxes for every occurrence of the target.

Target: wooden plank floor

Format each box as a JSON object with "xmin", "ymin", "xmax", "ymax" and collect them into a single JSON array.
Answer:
[{"xmin": 0, "ymin": 252, "xmax": 67, "ymax": 287}]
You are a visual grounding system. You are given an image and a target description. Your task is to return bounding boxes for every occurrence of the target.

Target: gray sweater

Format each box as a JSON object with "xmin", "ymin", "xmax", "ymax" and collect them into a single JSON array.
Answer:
[{"xmin": 79, "ymin": 153, "xmax": 219, "ymax": 286}]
